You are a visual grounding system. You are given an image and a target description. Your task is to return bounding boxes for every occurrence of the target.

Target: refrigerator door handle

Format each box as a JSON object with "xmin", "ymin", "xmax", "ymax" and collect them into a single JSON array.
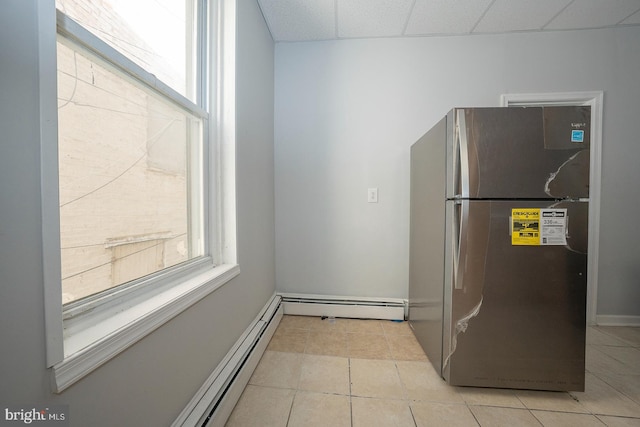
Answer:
[
  {"xmin": 453, "ymin": 199, "xmax": 469, "ymax": 290},
  {"xmin": 457, "ymin": 110, "xmax": 470, "ymax": 199}
]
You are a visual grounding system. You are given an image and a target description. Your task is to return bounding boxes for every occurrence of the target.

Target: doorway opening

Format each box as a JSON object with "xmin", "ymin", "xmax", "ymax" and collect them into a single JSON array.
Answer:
[{"xmin": 501, "ymin": 92, "xmax": 603, "ymax": 325}]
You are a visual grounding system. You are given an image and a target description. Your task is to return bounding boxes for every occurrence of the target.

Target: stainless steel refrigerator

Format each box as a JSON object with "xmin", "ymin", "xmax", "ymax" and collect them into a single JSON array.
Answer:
[{"xmin": 409, "ymin": 106, "xmax": 590, "ymax": 391}]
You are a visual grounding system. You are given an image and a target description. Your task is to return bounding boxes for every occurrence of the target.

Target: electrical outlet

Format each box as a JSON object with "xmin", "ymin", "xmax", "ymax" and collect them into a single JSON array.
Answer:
[{"xmin": 368, "ymin": 188, "xmax": 378, "ymax": 203}]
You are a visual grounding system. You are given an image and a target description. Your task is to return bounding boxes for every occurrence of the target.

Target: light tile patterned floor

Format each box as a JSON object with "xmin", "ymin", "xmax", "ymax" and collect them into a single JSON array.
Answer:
[{"xmin": 226, "ymin": 316, "xmax": 640, "ymax": 426}]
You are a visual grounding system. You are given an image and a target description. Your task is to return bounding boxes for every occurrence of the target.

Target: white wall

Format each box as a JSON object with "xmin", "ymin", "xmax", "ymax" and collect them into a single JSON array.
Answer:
[
  {"xmin": 274, "ymin": 27, "xmax": 640, "ymax": 317},
  {"xmin": 0, "ymin": 0, "xmax": 274, "ymax": 425}
]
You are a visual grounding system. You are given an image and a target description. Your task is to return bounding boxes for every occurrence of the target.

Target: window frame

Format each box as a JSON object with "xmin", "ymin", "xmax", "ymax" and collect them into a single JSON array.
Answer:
[{"xmin": 42, "ymin": 0, "xmax": 239, "ymax": 392}]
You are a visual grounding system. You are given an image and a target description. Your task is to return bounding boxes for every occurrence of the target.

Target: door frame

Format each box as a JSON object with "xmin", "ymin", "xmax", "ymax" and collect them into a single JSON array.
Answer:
[{"xmin": 501, "ymin": 91, "xmax": 603, "ymax": 325}]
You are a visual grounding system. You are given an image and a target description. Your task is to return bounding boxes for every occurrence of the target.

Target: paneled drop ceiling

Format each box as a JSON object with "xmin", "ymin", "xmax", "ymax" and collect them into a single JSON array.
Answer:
[{"xmin": 257, "ymin": 0, "xmax": 640, "ymax": 42}]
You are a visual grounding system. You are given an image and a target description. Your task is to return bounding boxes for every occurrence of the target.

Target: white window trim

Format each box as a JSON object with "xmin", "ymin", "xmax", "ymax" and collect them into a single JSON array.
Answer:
[
  {"xmin": 52, "ymin": 265, "xmax": 240, "ymax": 392},
  {"xmin": 41, "ymin": 0, "xmax": 238, "ymax": 393},
  {"xmin": 500, "ymin": 91, "xmax": 603, "ymax": 326}
]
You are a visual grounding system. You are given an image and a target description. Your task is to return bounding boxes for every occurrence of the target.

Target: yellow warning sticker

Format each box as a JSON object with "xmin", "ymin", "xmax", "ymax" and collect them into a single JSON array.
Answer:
[{"xmin": 512, "ymin": 208, "xmax": 540, "ymax": 245}]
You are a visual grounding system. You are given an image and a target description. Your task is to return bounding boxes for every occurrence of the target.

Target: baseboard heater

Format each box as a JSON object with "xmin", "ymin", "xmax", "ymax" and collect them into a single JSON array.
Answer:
[
  {"xmin": 279, "ymin": 293, "xmax": 407, "ymax": 321},
  {"xmin": 172, "ymin": 294, "xmax": 283, "ymax": 427}
]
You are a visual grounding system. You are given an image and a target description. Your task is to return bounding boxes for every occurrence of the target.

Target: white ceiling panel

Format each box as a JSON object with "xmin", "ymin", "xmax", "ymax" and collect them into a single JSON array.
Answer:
[
  {"xmin": 545, "ymin": 0, "xmax": 640, "ymax": 30},
  {"xmin": 258, "ymin": 0, "xmax": 336, "ymax": 41},
  {"xmin": 405, "ymin": 0, "xmax": 492, "ymax": 35},
  {"xmin": 258, "ymin": 0, "xmax": 640, "ymax": 42},
  {"xmin": 337, "ymin": 0, "xmax": 413, "ymax": 38},
  {"xmin": 621, "ymin": 9, "xmax": 640, "ymax": 24},
  {"xmin": 473, "ymin": 0, "xmax": 573, "ymax": 33}
]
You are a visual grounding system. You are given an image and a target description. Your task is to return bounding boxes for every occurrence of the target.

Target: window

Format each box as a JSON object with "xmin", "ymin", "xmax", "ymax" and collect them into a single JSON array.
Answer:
[
  {"xmin": 56, "ymin": 0, "xmax": 204, "ymax": 304},
  {"xmin": 46, "ymin": 0, "xmax": 239, "ymax": 392}
]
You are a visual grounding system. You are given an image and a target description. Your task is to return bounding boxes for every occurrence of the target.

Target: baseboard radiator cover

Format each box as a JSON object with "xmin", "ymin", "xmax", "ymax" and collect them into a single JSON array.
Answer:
[
  {"xmin": 279, "ymin": 293, "xmax": 407, "ymax": 321},
  {"xmin": 172, "ymin": 294, "xmax": 282, "ymax": 427}
]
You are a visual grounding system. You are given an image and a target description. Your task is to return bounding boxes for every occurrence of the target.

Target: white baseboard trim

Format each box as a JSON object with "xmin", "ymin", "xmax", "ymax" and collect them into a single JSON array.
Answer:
[
  {"xmin": 596, "ymin": 314, "xmax": 640, "ymax": 327},
  {"xmin": 279, "ymin": 293, "xmax": 407, "ymax": 321},
  {"xmin": 172, "ymin": 294, "xmax": 282, "ymax": 427}
]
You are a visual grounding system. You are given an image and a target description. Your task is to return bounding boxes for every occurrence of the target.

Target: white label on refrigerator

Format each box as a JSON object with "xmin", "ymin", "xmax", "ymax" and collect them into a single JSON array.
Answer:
[{"xmin": 540, "ymin": 209, "xmax": 567, "ymax": 245}]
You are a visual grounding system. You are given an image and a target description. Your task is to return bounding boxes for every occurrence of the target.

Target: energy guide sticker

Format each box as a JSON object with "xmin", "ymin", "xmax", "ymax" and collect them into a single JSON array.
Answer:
[
  {"xmin": 512, "ymin": 208, "xmax": 540, "ymax": 245},
  {"xmin": 511, "ymin": 208, "xmax": 568, "ymax": 246}
]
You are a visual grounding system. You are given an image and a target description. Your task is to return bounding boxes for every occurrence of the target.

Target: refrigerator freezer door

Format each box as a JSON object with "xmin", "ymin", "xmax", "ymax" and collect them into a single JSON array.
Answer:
[
  {"xmin": 444, "ymin": 200, "xmax": 587, "ymax": 391},
  {"xmin": 453, "ymin": 107, "xmax": 590, "ymax": 200}
]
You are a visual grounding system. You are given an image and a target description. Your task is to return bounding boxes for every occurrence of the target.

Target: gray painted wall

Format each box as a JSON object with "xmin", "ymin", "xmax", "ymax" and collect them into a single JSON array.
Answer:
[
  {"xmin": 0, "ymin": 0, "xmax": 274, "ymax": 425},
  {"xmin": 274, "ymin": 27, "xmax": 640, "ymax": 318}
]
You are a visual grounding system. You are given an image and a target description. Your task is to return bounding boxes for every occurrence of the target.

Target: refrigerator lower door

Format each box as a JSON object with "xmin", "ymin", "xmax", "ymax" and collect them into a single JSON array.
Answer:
[{"xmin": 444, "ymin": 200, "xmax": 587, "ymax": 391}]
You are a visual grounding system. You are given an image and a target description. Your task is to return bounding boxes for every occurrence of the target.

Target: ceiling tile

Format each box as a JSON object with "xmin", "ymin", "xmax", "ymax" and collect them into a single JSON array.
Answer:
[
  {"xmin": 621, "ymin": 9, "xmax": 640, "ymax": 25},
  {"xmin": 474, "ymin": 0, "xmax": 573, "ymax": 33},
  {"xmin": 405, "ymin": 0, "xmax": 492, "ymax": 35},
  {"xmin": 337, "ymin": 0, "xmax": 413, "ymax": 38},
  {"xmin": 545, "ymin": 0, "xmax": 640, "ymax": 29},
  {"xmin": 259, "ymin": 0, "xmax": 640, "ymax": 42},
  {"xmin": 258, "ymin": 0, "xmax": 336, "ymax": 41}
]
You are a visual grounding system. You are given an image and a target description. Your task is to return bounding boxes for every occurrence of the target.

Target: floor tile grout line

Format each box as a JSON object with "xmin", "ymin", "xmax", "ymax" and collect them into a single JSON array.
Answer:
[
  {"xmin": 383, "ymin": 326, "xmax": 394, "ymax": 361},
  {"xmin": 589, "ymin": 370, "xmax": 640, "ymax": 408},
  {"xmin": 284, "ymin": 388, "xmax": 296, "ymax": 427},
  {"xmin": 465, "ymin": 405, "xmax": 483, "ymax": 427},
  {"xmin": 590, "ymin": 344, "xmax": 640, "ymax": 372},
  {"xmin": 593, "ymin": 326, "xmax": 640, "ymax": 348},
  {"xmin": 348, "ymin": 357, "xmax": 353, "ymax": 427},
  {"xmin": 527, "ymin": 408, "xmax": 549, "ymax": 426}
]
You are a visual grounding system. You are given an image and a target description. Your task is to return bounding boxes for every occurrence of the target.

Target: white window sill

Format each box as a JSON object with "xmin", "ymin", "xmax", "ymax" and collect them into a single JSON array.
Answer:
[{"xmin": 51, "ymin": 263, "xmax": 240, "ymax": 393}]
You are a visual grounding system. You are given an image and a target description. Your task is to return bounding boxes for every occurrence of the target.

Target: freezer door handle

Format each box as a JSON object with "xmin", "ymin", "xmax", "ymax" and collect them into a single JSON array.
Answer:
[
  {"xmin": 457, "ymin": 110, "xmax": 470, "ymax": 199},
  {"xmin": 453, "ymin": 199, "xmax": 469, "ymax": 290}
]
